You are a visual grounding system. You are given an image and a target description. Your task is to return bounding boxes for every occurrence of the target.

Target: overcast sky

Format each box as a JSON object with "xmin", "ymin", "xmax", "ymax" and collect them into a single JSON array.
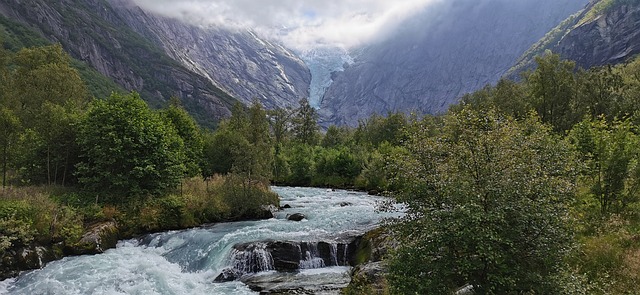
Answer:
[{"xmin": 132, "ymin": 0, "xmax": 440, "ymax": 51}]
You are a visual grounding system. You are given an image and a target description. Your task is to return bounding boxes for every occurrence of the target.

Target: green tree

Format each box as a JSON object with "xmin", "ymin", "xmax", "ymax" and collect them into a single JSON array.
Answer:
[
  {"xmin": 576, "ymin": 66, "xmax": 625, "ymax": 120},
  {"xmin": 292, "ymin": 98, "xmax": 319, "ymax": 145},
  {"xmin": 354, "ymin": 112, "xmax": 407, "ymax": 147},
  {"xmin": 268, "ymin": 107, "xmax": 293, "ymax": 181},
  {"xmin": 161, "ymin": 97, "xmax": 204, "ymax": 177},
  {"xmin": 286, "ymin": 143, "xmax": 314, "ymax": 186},
  {"xmin": 0, "ymin": 107, "xmax": 20, "ymax": 187},
  {"xmin": 321, "ymin": 125, "xmax": 352, "ymax": 148},
  {"xmin": 388, "ymin": 108, "xmax": 575, "ymax": 294},
  {"xmin": 76, "ymin": 92, "xmax": 185, "ymax": 202},
  {"xmin": 6, "ymin": 44, "xmax": 88, "ymax": 185},
  {"xmin": 11, "ymin": 44, "xmax": 86, "ymax": 127},
  {"xmin": 569, "ymin": 117, "xmax": 639, "ymax": 215},
  {"xmin": 202, "ymin": 100, "xmax": 272, "ymax": 183},
  {"xmin": 526, "ymin": 52, "xmax": 577, "ymax": 131}
]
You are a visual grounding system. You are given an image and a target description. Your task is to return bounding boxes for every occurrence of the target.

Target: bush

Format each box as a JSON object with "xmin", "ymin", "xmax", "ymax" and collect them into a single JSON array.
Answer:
[
  {"xmin": 216, "ymin": 174, "xmax": 279, "ymax": 219},
  {"xmin": 0, "ymin": 187, "xmax": 84, "ymax": 251}
]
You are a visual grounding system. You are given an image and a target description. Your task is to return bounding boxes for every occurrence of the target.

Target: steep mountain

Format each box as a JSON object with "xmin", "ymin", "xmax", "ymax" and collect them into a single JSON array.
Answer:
[
  {"xmin": 319, "ymin": 0, "xmax": 589, "ymax": 127},
  {"xmin": 511, "ymin": 0, "xmax": 640, "ymax": 74},
  {"xmin": 107, "ymin": 0, "xmax": 310, "ymax": 110},
  {"xmin": 0, "ymin": 0, "xmax": 239, "ymax": 128},
  {"xmin": 0, "ymin": 0, "xmax": 310, "ymax": 127}
]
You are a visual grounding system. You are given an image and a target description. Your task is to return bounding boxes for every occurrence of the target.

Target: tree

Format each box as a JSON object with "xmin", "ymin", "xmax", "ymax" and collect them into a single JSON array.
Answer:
[
  {"xmin": 526, "ymin": 52, "xmax": 577, "ymax": 131},
  {"xmin": 569, "ymin": 117, "xmax": 639, "ymax": 215},
  {"xmin": 0, "ymin": 107, "xmax": 20, "ymax": 188},
  {"xmin": 3, "ymin": 44, "xmax": 87, "ymax": 185},
  {"xmin": 292, "ymin": 98, "xmax": 319, "ymax": 145},
  {"xmin": 201, "ymin": 100, "xmax": 272, "ymax": 183},
  {"xmin": 576, "ymin": 66, "xmax": 624, "ymax": 120},
  {"xmin": 161, "ymin": 97, "xmax": 204, "ymax": 177},
  {"xmin": 268, "ymin": 107, "xmax": 293, "ymax": 181},
  {"xmin": 11, "ymin": 44, "xmax": 86, "ymax": 127},
  {"xmin": 388, "ymin": 108, "xmax": 575, "ymax": 294},
  {"xmin": 321, "ymin": 125, "xmax": 352, "ymax": 148},
  {"xmin": 76, "ymin": 92, "xmax": 185, "ymax": 202}
]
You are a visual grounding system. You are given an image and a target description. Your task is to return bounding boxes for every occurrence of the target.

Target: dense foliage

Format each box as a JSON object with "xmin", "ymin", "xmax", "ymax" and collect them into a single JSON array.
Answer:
[
  {"xmin": 3, "ymin": 39, "xmax": 640, "ymax": 294},
  {"xmin": 0, "ymin": 43, "xmax": 278, "ymax": 263},
  {"xmin": 388, "ymin": 110, "xmax": 575, "ymax": 294},
  {"xmin": 76, "ymin": 92, "xmax": 186, "ymax": 202},
  {"xmin": 387, "ymin": 53, "xmax": 640, "ymax": 294}
]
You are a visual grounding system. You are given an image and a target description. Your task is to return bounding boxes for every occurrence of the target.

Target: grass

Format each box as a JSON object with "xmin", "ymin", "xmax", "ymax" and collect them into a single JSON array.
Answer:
[{"xmin": 0, "ymin": 173, "xmax": 279, "ymax": 258}]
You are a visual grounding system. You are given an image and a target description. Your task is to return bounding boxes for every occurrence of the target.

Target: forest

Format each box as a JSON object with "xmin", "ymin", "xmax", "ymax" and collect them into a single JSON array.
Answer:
[{"xmin": 2, "ymin": 42, "xmax": 640, "ymax": 294}]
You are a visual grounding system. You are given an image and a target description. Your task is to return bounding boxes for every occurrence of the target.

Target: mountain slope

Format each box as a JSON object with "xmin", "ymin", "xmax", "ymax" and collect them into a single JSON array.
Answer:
[
  {"xmin": 319, "ymin": 0, "xmax": 589, "ymax": 127},
  {"xmin": 511, "ymin": 0, "xmax": 640, "ymax": 74},
  {"xmin": 107, "ymin": 0, "xmax": 310, "ymax": 110},
  {"xmin": 0, "ymin": 0, "xmax": 237, "ymax": 128}
]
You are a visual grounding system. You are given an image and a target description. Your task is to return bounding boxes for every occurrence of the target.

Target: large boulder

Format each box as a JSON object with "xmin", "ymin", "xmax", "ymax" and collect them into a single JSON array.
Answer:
[
  {"xmin": 232, "ymin": 240, "xmax": 357, "ymax": 273},
  {"xmin": 67, "ymin": 220, "xmax": 119, "ymax": 255},
  {"xmin": 343, "ymin": 228, "xmax": 396, "ymax": 294}
]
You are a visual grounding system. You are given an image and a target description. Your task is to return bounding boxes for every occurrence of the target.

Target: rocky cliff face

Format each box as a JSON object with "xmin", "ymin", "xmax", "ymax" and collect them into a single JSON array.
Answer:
[
  {"xmin": 557, "ymin": 1, "xmax": 640, "ymax": 68},
  {"xmin": 107, "ymin": 0, "xmax": 310, "ymax": 109},
  {"xmin": 0, "ymin": 0, "xmax": 311, "ymax": 128},
  {"xmin": 0, "ymin": 0, "xmax": 235, "ymax": 127},
  {"xmin": 319, "ymin": 0, "xmax": 589, "ymax": 127},
  {"xmin": 511, "ymin": 0, "xmax": 640, "ymax": 77}
]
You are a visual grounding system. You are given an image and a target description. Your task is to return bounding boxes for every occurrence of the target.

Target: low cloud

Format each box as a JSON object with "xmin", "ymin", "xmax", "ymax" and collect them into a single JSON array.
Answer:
[{"xmin": 131, "ymin": 0, "xmax": 439, "ymax": 51}]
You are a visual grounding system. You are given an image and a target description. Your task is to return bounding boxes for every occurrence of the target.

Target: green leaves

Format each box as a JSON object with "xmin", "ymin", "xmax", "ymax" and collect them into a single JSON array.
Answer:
[
  {"xmin": 569, "ymin": 117, "xmax": 639, "ymax": 216},
  {"xmin": 388, "ymin": 108, "xmax": 575, "ymax": 294},
  {"xmin": 76, "ymin": 92, "xmax": 185, "ymax": 202}
]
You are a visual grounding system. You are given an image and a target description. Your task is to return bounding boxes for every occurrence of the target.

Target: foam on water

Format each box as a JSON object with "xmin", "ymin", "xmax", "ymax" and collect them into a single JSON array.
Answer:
[{"xmin": 1, "ymin": 187, "xmax": 402, "ymax": 295}]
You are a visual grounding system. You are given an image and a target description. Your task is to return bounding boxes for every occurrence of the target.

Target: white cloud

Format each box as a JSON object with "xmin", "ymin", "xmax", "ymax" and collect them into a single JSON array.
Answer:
[{"xmin": 131, "ymin": 0, "xmax": 439, "ymax": 51}]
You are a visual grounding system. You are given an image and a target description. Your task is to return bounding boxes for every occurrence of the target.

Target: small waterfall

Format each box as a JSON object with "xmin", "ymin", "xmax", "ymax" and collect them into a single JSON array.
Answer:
[
  {"xmin": 329, "ymin": 243, "xmax": 338, "ymax": 266},
  {"xmin": 299, "ymin": 243, "xmax": 325, "ymax": 269},
  {"xmin": 342, "ymin": 244, "xmax": 349, "ymax": 265},
  {"xmin": 229, "ymin": 243, "xmax": 274, "ymax": 273}
]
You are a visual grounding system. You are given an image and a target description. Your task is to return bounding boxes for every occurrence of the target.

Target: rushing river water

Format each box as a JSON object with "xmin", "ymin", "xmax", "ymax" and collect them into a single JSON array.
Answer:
[{"xmin": 0, "ymin": 187, "xmax": 402, "ymax": 295}]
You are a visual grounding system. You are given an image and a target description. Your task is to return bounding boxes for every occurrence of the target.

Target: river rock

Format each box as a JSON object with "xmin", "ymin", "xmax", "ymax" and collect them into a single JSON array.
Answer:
[
  {"xmin": 287, "ymin": 213, "xmax": 305, "ymax": 222},
  {"xmin": 343, "ymin": 228, "xmax": 396, "ymax": 293},
  {"xmin": 67, "ymin": 220, "xmax": 119, "ymax": 255},
  {"xmin": 0, "ymin": 244, "xmax": 62, "ymax": 280},
  {"xmin": 214, "ymin": 268, "xmax": 244, "ymax": 282},
  {"xmin": 281, "ymin": 204, "xmax": 292, "ymax": 209},
  {"xmin": 232, "ymin": 240, "xmax": 357, "ymax": 273},
  {"xmin": 339, "ymin": 202, "xmax": 352, "ymax": 207}
]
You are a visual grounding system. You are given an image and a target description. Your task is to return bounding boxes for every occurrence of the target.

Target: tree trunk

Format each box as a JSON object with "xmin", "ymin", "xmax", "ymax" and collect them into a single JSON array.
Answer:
[
  {"xmin": 47, "ymin": 146, "xmax": 51, "ymax": 185},
  {"xmin": 2, "ymin": 143, "xmax": 7, "ymax": 188}
]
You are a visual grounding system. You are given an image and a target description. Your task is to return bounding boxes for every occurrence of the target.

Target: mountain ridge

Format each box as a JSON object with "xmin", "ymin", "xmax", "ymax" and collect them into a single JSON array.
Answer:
[
  {"xmin": 318, "ymin": 0, "xmax": 590, "ymax": 127},
  {"xmin": 510, "ymin": 0, "xmax": 640, "ymax": 77}
]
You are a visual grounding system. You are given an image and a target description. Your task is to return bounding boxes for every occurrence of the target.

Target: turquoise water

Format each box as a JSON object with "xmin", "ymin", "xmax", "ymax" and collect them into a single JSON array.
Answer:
[{"xmin": 0, "ymin": 187, "xmax": 401, "ymax": 295}]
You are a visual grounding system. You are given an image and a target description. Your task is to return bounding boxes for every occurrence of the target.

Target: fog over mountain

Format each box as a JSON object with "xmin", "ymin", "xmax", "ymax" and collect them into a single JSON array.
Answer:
[
  {"xmin": 129, "ymin": 0, "xmax": 590, "ymax": 127},
  {"xmin": 0, "ymin": 0, "xmax": 592, "ymax": 127},
  {"xmin": 319, "ymin": 0, "xmax": 590, "ymax": 126},
  {"xmin": 131, "ymin": 0, "xmax": 440, "ymax": 51}
]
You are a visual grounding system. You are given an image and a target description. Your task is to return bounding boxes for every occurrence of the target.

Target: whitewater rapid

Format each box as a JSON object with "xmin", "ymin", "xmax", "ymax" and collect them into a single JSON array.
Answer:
[{"xmin": 1, "ymin": 187, "xmax": 401, "ymax": 295}]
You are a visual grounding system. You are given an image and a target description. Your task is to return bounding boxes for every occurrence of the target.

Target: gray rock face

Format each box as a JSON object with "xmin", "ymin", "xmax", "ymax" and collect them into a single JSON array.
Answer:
[
  {"xmin": 0, "ymin": 0, "xmax": 235, "ymax": 127},
  {"xmin": 68, "ymin": 221, "xmax": 119, "ymax": 255},
  {"xmin": 107, "ymin": 0, "xmax": 311, "ymax": 110},
  {"xmin": 231, "ymin": 240, "xmax": 357, "ymax": 274},
  {"xmin": 319, "ymin": 0, "xmax": 588, "ymax": 127},
  {"xmin": 556, "ymin": 2, "xmax": 640, "ymax": 69}
]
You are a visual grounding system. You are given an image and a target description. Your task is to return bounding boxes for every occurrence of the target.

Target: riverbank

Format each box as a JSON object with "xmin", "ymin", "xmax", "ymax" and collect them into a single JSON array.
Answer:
[{"xmin": 0, "ymin": 176, "xmax": 279, "ymax": 280}]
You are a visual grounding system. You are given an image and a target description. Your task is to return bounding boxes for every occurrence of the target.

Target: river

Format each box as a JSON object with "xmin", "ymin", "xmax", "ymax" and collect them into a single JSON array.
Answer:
[{"xmin": 0, "ymin": 187, "xmax": 402, "ymax": 295}]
